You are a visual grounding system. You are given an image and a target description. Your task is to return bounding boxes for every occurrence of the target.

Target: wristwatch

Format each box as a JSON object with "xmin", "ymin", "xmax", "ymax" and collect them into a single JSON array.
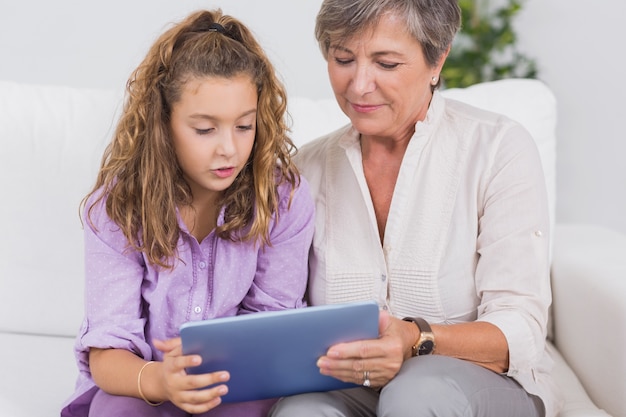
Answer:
[{"xmin": 402, "ymin": 317, "xmax": 436, "ymax": 356}]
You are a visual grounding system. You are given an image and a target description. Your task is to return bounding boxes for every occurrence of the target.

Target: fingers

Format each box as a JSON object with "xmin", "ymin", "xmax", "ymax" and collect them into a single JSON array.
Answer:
[
  {"xmin": 176, "ymin": 370, "xmax": 230, "ymax": 392},
  {"xmin": 155, "ymin": 337, "xmax": 203, "ymax": 374},
  {"xmin": 317, "ymin": 340, "xmax": 371, "ymax": 385},
  {"xmin": 319, "ymin": 352, "xmax": 402, "ymax": 388},
  {"xmin": 154, "ymin": 337, "xmax": 232, "ymax": 413},
  {"xmin": 326, "ymin": 337, "xmax": 383, "ymax": 360},
  {"xmin": 171, "ymin": 372, "xmax": 230, "ymax": 413},
  {"xmin": 318, "ymin": 317, "xmax": 406, "ymax": 387},
  {"xmin": 318, "ymin": 355, "xmax": 387, "ymax": 387},
  {"xmin": 172, "ymin": 383, "xmax": 228, "ymax": 414},
  {"xmin": 165, "ymin": 364, "xmax": 232, "ymax": 413}
]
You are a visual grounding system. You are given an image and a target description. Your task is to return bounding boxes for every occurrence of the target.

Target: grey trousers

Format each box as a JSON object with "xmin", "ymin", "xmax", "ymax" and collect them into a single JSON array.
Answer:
[{"xmin": 269, "ymin": 355, "xmax": 544, "ymax": 417}]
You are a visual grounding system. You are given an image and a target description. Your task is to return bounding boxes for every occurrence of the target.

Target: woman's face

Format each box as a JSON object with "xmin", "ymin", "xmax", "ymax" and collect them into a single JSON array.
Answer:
[
  {"xmin": 170, "ymin": 74, "xmax": 257, "ymax": 201},
  {"xmin": 327, "ymin": 13, "xmax": 447, "ymax": 142}
]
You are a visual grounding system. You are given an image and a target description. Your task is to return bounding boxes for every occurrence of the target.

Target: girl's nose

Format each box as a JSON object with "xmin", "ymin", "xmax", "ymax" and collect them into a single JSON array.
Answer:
[{"xmin": 216, "ymin": 131, "xmax": 236, "ymax": 157}]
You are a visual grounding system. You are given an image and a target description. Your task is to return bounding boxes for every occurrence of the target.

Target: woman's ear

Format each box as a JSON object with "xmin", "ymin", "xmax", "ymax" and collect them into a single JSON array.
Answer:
[{"xmin": 436, "ymin": 45, "xmax": 452, "ymax": 74}]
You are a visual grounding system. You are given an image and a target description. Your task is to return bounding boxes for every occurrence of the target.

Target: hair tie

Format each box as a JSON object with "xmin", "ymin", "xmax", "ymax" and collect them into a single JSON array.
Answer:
[{"xmin": 208, "ymin": 22, "xmax": 226, "ymax": 34}]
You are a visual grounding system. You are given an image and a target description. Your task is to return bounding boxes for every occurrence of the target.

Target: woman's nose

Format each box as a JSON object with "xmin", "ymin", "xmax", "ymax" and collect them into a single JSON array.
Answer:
[{"xmin": 351, "ymin": 64, "xmax": 376, "ymax": 95}]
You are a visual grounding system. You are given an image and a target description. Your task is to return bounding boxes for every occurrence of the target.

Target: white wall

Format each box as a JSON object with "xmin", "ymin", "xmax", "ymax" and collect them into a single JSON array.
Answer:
[
  {"xmin": 0, "ymin": 0, "xmax": 331, "ymax": 98},
  {"xmin": 1, "ymin": 0, "xmax": 624, "ymax": 234},
  {"xmin": 516, "ymin": 0, "xmax": 626, "ymax": 235}
]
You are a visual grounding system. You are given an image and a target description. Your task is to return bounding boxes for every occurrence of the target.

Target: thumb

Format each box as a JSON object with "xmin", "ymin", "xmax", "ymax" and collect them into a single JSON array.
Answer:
[
  {"xmin": 378, "ymin": 309, "xmax": 393, "ymax": 336},
  {"xmin": 154, "ymin": 337, "xmax": 182, "ymax": 356}
]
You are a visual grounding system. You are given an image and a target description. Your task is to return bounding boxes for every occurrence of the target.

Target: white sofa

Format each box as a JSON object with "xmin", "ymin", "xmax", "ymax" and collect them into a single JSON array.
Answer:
[{"xmin": 0, "ymin": 78, "xmax": 624, "ymax": 417}]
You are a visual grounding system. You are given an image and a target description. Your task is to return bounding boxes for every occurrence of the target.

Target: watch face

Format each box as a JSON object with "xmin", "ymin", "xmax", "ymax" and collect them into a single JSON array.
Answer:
[{"xmin": 418, "ymin": 340, "xmax": 435, "ymax": 355}]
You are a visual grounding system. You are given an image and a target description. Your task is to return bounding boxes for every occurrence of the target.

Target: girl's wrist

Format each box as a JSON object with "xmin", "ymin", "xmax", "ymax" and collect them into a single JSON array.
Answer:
[{"xmin": 137, "ymin": 361, "xmax": 165, "ymax": 406}]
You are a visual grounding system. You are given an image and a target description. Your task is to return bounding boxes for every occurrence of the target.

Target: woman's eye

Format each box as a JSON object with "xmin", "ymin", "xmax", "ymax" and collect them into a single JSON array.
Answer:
[
  {"xmin": 379, "ymin": 62, "xmax": 399, "ymax": 70},
  {"xmin": 334, "ymin": 57, "xmax": 353, "ymax": 66},
  {"xmin": 237, "ymin": 125, "xmax": 254, "ymax": 131},
  {"xmin": 195, "ymin": 128, "xmax": 213, "ymax": 135}
]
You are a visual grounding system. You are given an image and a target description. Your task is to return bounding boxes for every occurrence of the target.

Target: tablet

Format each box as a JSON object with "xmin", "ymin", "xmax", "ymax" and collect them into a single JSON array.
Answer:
[{"xmin": 180, "ymin": 300, "xmax": 379, "ymax": 403}]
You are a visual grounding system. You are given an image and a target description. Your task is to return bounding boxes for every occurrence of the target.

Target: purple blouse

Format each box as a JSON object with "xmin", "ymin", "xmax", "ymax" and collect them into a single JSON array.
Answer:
[{"xmin": 61, "ymin": 178, "xmax": 315, "ymax": 417}]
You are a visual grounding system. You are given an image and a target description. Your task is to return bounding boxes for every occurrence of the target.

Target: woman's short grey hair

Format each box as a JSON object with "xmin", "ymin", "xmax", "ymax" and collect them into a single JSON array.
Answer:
[{"xmin": 315, "ymin": 0, "xmax": 461, "ymax": 68}]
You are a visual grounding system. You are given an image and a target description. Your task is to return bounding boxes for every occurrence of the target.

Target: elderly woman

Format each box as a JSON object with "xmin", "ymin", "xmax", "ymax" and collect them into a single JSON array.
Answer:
[{"xmin": 270, "ymin": 0, "xmax": 560, "ymax": 416}]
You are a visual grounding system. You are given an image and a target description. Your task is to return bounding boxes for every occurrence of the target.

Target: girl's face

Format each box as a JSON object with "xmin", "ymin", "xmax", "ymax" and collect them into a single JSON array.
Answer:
[{"xmin": 170, "ymin": 75, "xmax": 257, "ymax": 202}]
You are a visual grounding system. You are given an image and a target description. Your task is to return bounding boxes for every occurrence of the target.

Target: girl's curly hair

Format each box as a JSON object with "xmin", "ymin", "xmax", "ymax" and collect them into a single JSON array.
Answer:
[{"xmin": 83, "ymin": 9, "xmax": 298, "ymax": 269}]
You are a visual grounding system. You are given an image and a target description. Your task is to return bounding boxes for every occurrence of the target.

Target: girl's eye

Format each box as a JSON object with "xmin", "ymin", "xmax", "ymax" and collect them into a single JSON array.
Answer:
[
  {"xmin": 237, "ymin": 125, "xmax": 254, "ymax": 131},
  {"xmin": 195, "ymin": 128, "xmax": 214, "ymax": 135}
]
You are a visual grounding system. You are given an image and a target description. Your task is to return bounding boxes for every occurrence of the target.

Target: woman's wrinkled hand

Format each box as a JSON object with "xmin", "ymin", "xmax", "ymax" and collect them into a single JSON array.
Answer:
[
  {"xmin": 316, "ymin": 310, "xmax": 411, "ymax": 388},
  {"xmin": 153, "ymin": 337, "xmax": 230, "ymax": 414}
]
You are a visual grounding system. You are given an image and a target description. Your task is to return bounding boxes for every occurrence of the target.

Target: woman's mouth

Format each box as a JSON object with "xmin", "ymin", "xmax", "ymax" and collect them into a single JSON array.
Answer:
[{"xmin": 351, "ymin": 102, "xmax": 382, "ymax": 113}]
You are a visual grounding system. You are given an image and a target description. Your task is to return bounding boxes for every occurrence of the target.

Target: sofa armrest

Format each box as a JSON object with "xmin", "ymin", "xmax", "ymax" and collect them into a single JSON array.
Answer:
[{"xmin": 551, "ymin": 223, "xmax": 626, "ymax": 417}]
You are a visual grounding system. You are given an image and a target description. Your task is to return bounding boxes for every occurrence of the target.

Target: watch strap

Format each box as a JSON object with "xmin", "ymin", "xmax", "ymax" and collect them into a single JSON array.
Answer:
[{"xmin": 402, "ymin": 317, "xmax": 436, "ymax": 356}]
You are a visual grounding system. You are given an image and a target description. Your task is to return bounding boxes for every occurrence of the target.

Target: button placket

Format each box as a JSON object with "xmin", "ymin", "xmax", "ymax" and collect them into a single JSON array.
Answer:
[
  {"xmin": 190, "ymin": 254, "xmax": 209, "ymax": 319},
  {"xmin": 193, "ymin": 259, "xmax": 207, "ymax": 316}
]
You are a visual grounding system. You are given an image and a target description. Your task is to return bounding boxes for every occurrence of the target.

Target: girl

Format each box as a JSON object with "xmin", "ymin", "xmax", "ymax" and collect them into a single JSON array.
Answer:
[{"xmin": 61, "ymin": 9, "xmax": 314, "ymax": 417}]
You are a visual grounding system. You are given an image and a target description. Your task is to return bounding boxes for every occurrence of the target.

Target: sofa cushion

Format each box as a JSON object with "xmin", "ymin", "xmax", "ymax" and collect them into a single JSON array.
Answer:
[
  {"xmin": 0, "ymin": 332, "xmax": 77, "ymax": 416},
  {"xmin": 547, "ymin": 341, "xmax": 611, "ymax": 417},
  {"xmin": 551, "ymin": 224, "xmax": 626, "ymax": 417},
  {"xmin": 0, "ymin": 80, "xmax": 123, "ymax": 336}
]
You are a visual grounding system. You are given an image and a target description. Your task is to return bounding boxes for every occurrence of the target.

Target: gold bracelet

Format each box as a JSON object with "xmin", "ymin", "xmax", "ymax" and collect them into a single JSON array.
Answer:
[{"xmin": 137, "ymin": 361, "xmax": 164, "ymax": 406}]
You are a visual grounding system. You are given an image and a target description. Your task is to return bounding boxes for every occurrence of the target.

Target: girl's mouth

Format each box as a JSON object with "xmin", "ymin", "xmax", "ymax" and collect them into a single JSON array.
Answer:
[{"xmin": 213, "ymin": 167, "xmax": 236, "ymax": 178}]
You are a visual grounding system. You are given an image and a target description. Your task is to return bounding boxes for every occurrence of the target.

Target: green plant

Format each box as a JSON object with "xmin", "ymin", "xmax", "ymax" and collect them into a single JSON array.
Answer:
[{"xmin": 441, "ymin": 0, "xmax": 537, "ymax": 88}]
